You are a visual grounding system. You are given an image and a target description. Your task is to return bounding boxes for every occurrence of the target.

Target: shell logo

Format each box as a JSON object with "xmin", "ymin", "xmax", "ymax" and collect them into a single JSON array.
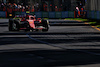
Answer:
[{"xmin": 30, "ymin": 22, "xmax": 33, "ymax": 23}]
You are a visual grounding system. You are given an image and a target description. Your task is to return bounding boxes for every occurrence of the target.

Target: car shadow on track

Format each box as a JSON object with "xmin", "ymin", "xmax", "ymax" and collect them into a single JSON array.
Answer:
[
  {"xmin": 0, "ymin": 32, "xmax": 100, "ymax": 67},
  {"xmin": 0, "ymin": 49, "xmax": 100, "ymax": 67}
]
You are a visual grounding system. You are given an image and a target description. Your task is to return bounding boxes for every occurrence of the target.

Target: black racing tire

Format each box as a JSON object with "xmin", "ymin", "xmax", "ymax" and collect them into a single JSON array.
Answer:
[
  {"xmin": 42, "ymin": 25, "xmax": 49, "ymax": 32},
  {"xmin": 42, "ymin": 20, "xmax": 49, "ymax": 32},
  {"xmin": 12, "ymin": 20, "xmax": 20, "ymax": 31},
  {"xmin": 25, "ymin": 21, "xmax": 31, "ymax": 31},
  {"xmin": 9, "ymin": 19, "xmax": 13, "ymax": 31}
]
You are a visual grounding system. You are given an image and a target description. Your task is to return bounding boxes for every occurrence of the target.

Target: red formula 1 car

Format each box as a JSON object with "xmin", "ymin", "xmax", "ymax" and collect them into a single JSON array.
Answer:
[{"xmin": 8, "ymin": 15, "xmax": 49, "ymax": 32}]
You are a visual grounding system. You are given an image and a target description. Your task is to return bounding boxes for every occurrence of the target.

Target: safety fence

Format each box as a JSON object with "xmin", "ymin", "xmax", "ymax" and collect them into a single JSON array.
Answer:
[
  {"xmin": 87, "ymin": 11, "xmax": 100, "ymax": 20},
  {"xmin": 0, "ymin": 11, "xmax": 75, "ymax": 18},
  {"xmin": 0, "ymin": 11, "xmax": 7, "ymax": 18},
  {"xmin": 15, "ymin": 11, "xmax": 75, "ymax": 18},
  {"xmin": 0, "ymin": 11, "xmax": 88, "ymax": 19}
]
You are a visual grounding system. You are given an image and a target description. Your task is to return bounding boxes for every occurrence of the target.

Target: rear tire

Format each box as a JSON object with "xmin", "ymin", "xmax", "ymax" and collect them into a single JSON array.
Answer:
[
  {"xmin": 9, "ymin": 19, "xmax": 20, "ymax": 31},
  {"xmin": 12, "ymin": 22, "xmax": 20, "ymax": 31},
  {"xmin": 9, "ymin": 19, "xmax": 13, "ymax": 31}
]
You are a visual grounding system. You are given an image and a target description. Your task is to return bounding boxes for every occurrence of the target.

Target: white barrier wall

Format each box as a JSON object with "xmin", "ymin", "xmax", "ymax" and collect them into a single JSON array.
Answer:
[{"xmin": 0, "ymin": 19, "xmax": 9, "ymax": 22}]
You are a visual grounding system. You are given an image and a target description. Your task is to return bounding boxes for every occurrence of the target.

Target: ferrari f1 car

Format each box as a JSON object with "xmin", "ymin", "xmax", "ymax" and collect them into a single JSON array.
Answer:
[{"xmin": 8, "ymin": 15, "xmax": 49, "ymax": 32}]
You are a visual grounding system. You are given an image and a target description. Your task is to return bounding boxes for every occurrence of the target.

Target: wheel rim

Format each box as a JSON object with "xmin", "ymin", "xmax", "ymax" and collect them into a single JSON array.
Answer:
[{"xmin": 13, "ymin": 23, "xmax": 17, "ymax": 30}]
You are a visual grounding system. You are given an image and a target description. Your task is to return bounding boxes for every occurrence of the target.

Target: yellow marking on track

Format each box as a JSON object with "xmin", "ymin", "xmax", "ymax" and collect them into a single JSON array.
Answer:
[
  {"xmin": 64, "ymin": 19, "xmax": 100, "ymax": 31},
  {"xmin": 85, "ymin": 22, "xmax": 100, "ymax": 31},
  {"xmin": 77, "ymin": 20, "xmax": 81, "ymax": 22},
  {"xmin": 91, "ymin": 26, "xmax": 100, "ymax": 31},
  {"xmin": 84, "ymin": 22, "xmax": 89, "ymax": 24}
]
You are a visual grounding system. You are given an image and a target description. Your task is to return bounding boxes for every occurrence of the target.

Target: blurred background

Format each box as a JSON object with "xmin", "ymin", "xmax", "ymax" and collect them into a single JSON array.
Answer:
[
  {"xmin": 0, "ymin": 0, "xmax": 85, "ymax": 11},
  {"xmin": 0, "ymin": 0, "xmax": 100, "ymax": 20}
]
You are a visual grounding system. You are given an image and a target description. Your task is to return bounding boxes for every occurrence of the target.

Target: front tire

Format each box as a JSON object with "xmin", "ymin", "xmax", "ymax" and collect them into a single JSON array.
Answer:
[
  {"xmin": 42, "ymin": 20, "xmax": 49, "ymax": 32},
  {"xmin": 25, "ymin": 22, "xmax": 31, "ymax": 31}
]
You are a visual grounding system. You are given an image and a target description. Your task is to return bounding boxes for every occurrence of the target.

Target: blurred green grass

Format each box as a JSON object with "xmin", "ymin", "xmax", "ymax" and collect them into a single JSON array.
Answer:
[
  {"xmin": 96, "ymin": 25, "xmax": 100, "ymax": 28},
  {"xmin": 65, "ymin": 18, "xmax": 100, "ymax": 28},
  {"xmin": 65, "ymin": 18, "xmax": 88, "ymax": 21},
  {"xmin": 89, "ymin": 22, "xmax": 96, "ymax": 24}
]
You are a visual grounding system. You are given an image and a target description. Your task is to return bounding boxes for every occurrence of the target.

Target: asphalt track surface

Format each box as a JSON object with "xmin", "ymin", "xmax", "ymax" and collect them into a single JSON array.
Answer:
[{"xmin": 0, "ymin": 19, "xmax": 100, "ymax": 67}]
